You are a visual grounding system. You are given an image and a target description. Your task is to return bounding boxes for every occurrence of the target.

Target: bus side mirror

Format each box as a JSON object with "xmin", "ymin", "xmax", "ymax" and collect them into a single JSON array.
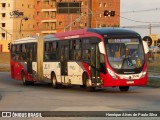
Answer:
[{"xmin": 142, "ymin": 41, "xmax": 149, "ymax": 54}]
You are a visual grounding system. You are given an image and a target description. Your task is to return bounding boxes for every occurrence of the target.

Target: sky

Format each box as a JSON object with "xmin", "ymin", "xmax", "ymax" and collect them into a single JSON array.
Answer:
[{"xmin": 120, "ymin": 0, "xmax": 160, "ymax": 38}]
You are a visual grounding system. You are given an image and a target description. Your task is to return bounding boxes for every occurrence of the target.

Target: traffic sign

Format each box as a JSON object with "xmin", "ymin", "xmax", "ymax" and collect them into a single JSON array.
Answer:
[
  {"xmin": 150, "ymin": 34, "xmax": 158, "ymax": 41},
  {"xmin": 143, "ymin": 36, "xmax": 152, "ymax": 46}
]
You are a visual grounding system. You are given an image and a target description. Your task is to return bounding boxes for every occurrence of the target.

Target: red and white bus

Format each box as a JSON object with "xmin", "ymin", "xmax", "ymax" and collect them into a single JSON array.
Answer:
[{"xmin": 10, "ymin": 28, "xmax": 148, "ymax": 92}]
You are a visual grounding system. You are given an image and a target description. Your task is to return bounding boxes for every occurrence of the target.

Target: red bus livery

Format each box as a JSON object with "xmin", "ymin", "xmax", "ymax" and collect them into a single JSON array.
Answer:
[{"xmin": 10, "ymin": 28, "xmax": 148, "ymax": 92}]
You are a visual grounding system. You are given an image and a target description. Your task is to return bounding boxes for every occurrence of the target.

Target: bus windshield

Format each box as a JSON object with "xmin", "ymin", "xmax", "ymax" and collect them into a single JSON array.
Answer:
[{"xmin": 106, "ymin": 38, "xmax": 145, "ymax": 70}]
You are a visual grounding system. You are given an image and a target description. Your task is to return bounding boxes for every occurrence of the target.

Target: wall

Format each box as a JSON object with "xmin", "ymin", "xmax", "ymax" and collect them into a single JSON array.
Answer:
[{"xmin": 0, "ymin": 40, "xmax": 11, "ymax": 52}]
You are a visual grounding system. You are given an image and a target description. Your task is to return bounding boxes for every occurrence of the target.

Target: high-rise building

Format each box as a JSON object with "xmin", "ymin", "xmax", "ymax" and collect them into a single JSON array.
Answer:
[
  {"xmin": 34, "ymin": 0, "xmax": 120, "ymax": 36},
  {"xmin": 0, "ymin": 0, "xmax": 120, "ymax": 40},
  {"xmin": 0, "ymin": 0, "xmax": 34, "ymax": 40}
]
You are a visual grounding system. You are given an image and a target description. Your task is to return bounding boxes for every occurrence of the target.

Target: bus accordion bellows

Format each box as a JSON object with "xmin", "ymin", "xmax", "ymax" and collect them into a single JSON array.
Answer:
[{"xmin": 10, "ymin": 27, "xmax": 148, "ymax": 92}]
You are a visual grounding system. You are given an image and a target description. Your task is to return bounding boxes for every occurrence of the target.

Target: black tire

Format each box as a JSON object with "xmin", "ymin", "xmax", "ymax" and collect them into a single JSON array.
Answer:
[
  {"xmin": 80, "ymin": 73, "xmax": 88, "ymax": 88},
  {"xmin": 119, "ymin": 86, "xmax": 129, "ymax": 92},
  {"xmin": 21, "ymin": 72, "xmax": 30, "ymax": 85},
  {"xmin": 51, "ymin": 73, "xmax": 61, "ymax": 89},
  {"xmin": 80, "ymin": 85, "xmax": 86, "ymax": 88}
]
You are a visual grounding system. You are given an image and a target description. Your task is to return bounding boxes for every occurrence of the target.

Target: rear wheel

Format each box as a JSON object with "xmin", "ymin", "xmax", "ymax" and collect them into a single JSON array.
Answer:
[
  {"xmin": 51, "ymin": 73, "xmax": 61, "ymax": 89},
  {"xmin": 119, "ymin": 86, "xmax": 129, "ymax": 92}
]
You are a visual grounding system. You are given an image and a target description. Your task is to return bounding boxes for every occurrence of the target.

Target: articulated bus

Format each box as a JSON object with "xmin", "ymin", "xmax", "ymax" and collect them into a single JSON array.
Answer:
[{"xmin": 10, "ymin": 28, "xmax": 148, "ymax": 92}]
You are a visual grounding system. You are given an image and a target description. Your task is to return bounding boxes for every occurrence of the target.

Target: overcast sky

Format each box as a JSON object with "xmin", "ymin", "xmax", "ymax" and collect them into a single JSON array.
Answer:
[{"xmin": 120, "ymin": 0, "xmax": 160, "ymax": 38}]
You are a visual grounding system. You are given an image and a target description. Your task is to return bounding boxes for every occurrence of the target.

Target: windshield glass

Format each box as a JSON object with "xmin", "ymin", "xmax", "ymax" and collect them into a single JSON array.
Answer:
[{"xmin": 106, "ymin": 38, "xmax": 145, "ymax": 70}]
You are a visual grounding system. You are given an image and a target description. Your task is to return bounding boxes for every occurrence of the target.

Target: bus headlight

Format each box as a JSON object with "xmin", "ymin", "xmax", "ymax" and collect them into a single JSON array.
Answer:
[
  {"xmin": 140, "ymin": 69, "xmax": 147, "ymax": 78},
  {"xmin": 108, "ymin": 68, "xmax": 118, "ymax": 79}
]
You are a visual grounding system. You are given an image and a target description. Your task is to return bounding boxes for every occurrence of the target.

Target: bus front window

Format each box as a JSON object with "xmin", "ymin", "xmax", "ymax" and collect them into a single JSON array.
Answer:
[{"xmin": 106, "ymin": 38, "xmax": 145, "ymax": 71}]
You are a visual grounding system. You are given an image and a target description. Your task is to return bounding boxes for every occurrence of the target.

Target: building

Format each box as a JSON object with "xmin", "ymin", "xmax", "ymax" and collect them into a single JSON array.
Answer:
[
  {"xmin": 0, "ymin": 0, "xmax": 120, "ymax": 52},
  {"xmin": 0, "ymin": 0, "xmax": 34, "ymax": 41},
  {"xmin": 34, "ymin": 0, "xmax": 120, "ymax": 36}
]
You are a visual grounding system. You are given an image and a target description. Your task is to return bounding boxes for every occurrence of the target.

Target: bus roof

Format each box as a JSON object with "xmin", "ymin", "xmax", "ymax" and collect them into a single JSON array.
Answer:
[
  {"xmin": 12, "ymin": 37, "xmax": 38, "ymax": 44},
  {"xmin": 87, "ymin": 27, "xmax": 141, "ymax": 39},
  {"xmin": 44, "ymin": 27, "xmax": 141, "ymax": 40}
]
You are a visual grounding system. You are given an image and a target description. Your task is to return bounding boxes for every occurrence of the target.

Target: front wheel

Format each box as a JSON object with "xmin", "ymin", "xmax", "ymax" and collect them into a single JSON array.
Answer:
[
  {"xmin": 119, "ymin": 86, "xmax": 129, "ymax": 92},
  {"xmin": 86, "ymin": 79, "xmax": 96, "ymax": 92}
]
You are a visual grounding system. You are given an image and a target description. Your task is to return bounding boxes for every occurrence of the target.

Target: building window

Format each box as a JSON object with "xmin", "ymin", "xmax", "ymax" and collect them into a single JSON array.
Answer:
[
  {"xmin": 37, "ymin": 22, "xmax": 39, "ymax": 26},
  {"xmin": 37, "ymin": 11, "xmax": 40, "ymax": 16},
  {"xmin": 2, "ymin": 13, "xmax": 6, "ymax": 17},
  {"xmin": 99, "ymin": 3, "xmax": 102, "ymax": 7},
  {"xmin": 104, "ymin": 3, "xmax": 107, "ymax": 7},
  {"xmin": 81, "ymin": 2, "xmax": 84, "ymax": 5},
  {"xmin": 99, "ymin": 14, "xmax": 102, "ymax": 18},
  {"xmin": 59, "ymin": 21, "xmax": 62, "ymax": 26},
  {"xmin": 22, "ymin": 4, "xmax": 24, "ymax": 7},
  {"xmin": 8, "ymin": 3, "xmax": 10, "ymax": 7},
  {"xmin": 28, "ymin": 4, "xmax": 33, "ymax": 8},
  {"xmin": 2, "ymin": 33, "xmax": 5, "ymax": 39},
  {"xmin": 37, "ymin": 1, "xmax": 40, "ymax": 5},
  {"xmin": 2, "ymin": 23, "xmax": 5, "ymax": 27},
  {"xmin": 2, "ymin": 3, "xmax": 6, "ymax": 8}
]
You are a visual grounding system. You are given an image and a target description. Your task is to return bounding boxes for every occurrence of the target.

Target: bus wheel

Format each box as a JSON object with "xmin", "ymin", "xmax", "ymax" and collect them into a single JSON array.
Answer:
[
  {"xmin": 51, "ymin": 73, "xmax": 60, "ymax": 89},
  {"xmin": 80, "ymin": 73, "xmax": 88, "ymax": 88},
  {"xmin": 21, "ymin": 72, "xmax": 30, "ymax": 85},
  {"xmin": 119, "ymin": 86, "xmax": 129, "ymax": 92},
  {"xmin": 86, "ymin": 79, "xmax": 96, "ymax": 92}
]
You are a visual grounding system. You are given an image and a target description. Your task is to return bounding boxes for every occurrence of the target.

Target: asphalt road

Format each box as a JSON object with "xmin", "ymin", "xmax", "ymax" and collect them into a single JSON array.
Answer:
[{"xmin": 0, "ymin": 72, "xmax": 160, "ymax": 120}]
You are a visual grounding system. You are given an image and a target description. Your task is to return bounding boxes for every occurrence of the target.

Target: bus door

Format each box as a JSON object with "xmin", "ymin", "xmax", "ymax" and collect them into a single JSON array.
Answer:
[
  {"xmin": 60, "ymin": 45, "xmax": 69, "ymax": 84},
  {"xmin": 90, "ymin": 44, "xmax": 100, "ymax": 84},
  {"xmin": 26, "ymin": 44, "xmax": 33, "ymax": 74}
]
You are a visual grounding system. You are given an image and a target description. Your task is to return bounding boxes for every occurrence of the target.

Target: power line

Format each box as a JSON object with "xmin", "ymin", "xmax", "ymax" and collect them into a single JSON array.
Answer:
[
  {"xmin": 121, "ymin": 8, "xmax": 160, "ymax": 13},
  {"xmin": 122, "ymin": 24, "xmax": 160, "ymax": 29},
  {"xmin": 116, "ymin": 14, "xmax": 160, "ymax": 24}
]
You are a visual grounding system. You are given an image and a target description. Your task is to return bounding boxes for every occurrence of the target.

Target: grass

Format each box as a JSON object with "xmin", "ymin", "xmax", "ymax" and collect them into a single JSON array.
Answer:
[
  {"xmin": 148, "ymin": 77, "xmax": 160, "ymax": 87},
  {"xmin": 147, "ymin": 53, "xmax": 160, "ymax": 72},
  {"xmin": 0, "ymin": 52, "xmax": 10, "ymax": 72}
]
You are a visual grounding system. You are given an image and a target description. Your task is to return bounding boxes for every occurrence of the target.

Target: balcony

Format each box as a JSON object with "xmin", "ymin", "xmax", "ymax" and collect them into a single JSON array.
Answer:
[
  {"xmin": 42, "ymin": 11, "xmax": 56, "ymax": 20},
  {"xmin": 41, "ymin": 19, "xmax": 56, "ymax": 23},
  {"xmin": 42, "ymin": 0, "xmax": 56, "ymax": 9},
  {"xmin": 41, "ymin": 30, "xmax": 56, "ymax": 34}
]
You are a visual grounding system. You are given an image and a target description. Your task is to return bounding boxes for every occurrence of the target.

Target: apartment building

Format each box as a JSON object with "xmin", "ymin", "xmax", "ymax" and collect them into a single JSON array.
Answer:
[
  {"xmin": 0, "ymin": 0, "xmax": 34, "ymax": 41},
  {"xmin": 34, "ymin": 0, "xmax": 120, "ymax": 36},
  {"xmin": 0, "ymin": 0, "xmax": 120, "ymax": 39}
]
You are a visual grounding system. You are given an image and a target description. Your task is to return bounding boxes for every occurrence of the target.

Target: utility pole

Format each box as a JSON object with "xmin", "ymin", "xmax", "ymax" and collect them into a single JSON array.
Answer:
[
  {"xmin": 149, "ymin": 24, "xmax": 152, "ymax": 35},
  {"xmin": 19, "ymin": 17, "xmax": 28, "ymax": 38},
  {"xmin": 88, "ymin": 0, "xmax": 92, "ymax": 28}
]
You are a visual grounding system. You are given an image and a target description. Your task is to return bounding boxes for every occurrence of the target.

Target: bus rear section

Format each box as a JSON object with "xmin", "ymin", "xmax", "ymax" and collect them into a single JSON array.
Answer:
[{"xmin": 10, "ymin": 37, "xmax": 38, "ymax": 85}]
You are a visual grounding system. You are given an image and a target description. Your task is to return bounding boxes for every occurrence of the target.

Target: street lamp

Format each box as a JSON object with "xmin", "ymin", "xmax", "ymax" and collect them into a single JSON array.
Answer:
[{"xmin": 19, "ymin": 17, "xmax": 28, "ymax": 38}]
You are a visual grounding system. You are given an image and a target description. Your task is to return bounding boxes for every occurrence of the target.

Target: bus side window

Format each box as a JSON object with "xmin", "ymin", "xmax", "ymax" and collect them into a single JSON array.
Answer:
[
  {"xmin": 44, "ymin": 42, "xmax": 50, "ymax": 61},
  {"xmin": 69, "ymin": 40, "xmax": 74, "ymax": 60},
  {"xmin": 69, "ymin": 39, "xmax": 82, "ymax": 61},
  {"xmin": 11, "ymin": 45, "xmax": 16, "ymax": 60},
  {"xmin": 74, "ymin": 39, "xmax": 82, "ymax": 60},
  {"xmin": 82, "ymin": 39, "xmax": 91, "ymax": 62}
]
